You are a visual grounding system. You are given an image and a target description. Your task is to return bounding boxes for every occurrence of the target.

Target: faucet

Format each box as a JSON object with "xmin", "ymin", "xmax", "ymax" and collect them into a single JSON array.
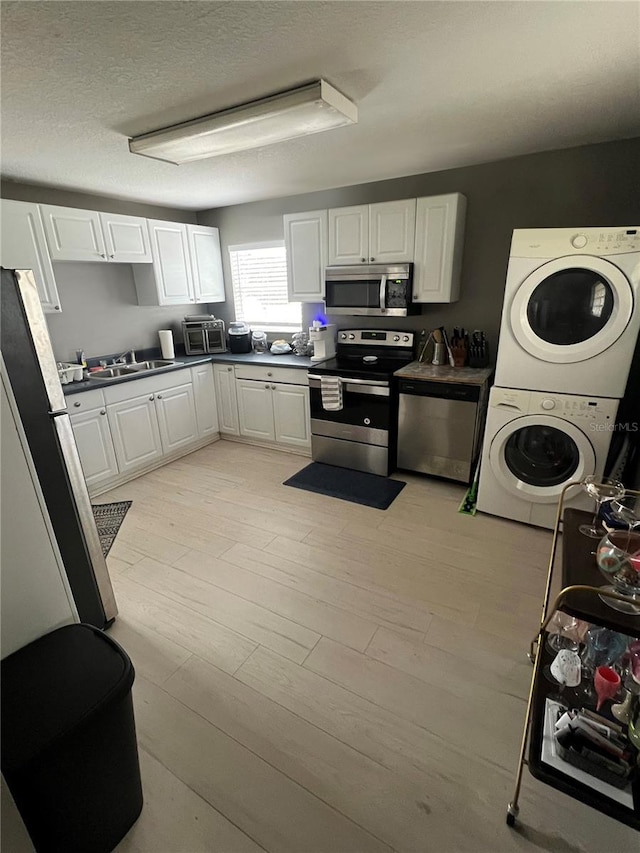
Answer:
[{"xmin": 113, "ymin": 349, "xmax": 136, "ymax": 365}]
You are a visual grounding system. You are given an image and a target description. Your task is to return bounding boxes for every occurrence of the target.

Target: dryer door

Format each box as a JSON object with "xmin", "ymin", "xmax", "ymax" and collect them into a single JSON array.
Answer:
[
  {"xmin": 489, "ymin": 415, "xmax": 595, "ymax": 503},
  {"xmin": 510, "ymin": 256, "xmax": 634, "ymax": 364}
]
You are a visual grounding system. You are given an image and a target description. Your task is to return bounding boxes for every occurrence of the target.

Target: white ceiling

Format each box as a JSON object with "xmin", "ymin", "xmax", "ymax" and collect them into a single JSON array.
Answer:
[{"xmin": 2, "ymin": 1, "xmax": 639, "ymax": 211}]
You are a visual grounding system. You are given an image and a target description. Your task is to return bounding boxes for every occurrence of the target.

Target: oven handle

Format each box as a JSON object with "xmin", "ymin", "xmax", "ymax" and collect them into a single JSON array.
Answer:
[
  {"xmin": 379, "ymin": 274, "xmax": 387, "ymax": 311},
  {"xmin": 308, "ymin": 376, "xmax": 389, "ymax": 397},
  {"xmin": 308, "ymin": 375, "xmax": 388, "ymax": 387}
]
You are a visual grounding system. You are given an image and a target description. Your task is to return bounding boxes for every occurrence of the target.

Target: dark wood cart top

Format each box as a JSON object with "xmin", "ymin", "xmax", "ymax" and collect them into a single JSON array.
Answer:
[{"xmin": 561, "ymin": 508, "xmax": 640, "ymax": 638}]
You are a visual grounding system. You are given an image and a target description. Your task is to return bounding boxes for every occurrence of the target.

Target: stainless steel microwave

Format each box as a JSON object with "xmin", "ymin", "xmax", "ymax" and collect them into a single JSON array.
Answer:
[{"xmin": 324, "ymin": 263, "xmax": 419, "ymax": 316}]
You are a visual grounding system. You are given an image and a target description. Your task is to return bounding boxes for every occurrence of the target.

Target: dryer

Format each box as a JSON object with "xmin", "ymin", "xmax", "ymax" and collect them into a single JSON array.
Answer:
[
  {"xmin": 477, "ymin": 387, "xmax": 619, "ymax": 529},
  {"xmin": 494, "ymin": 227, "xmax": 640, "ymax": 398}
]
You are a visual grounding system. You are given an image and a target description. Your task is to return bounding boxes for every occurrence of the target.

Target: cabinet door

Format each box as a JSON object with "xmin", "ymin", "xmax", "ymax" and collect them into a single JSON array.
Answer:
[
  {"xmin": 284, "ymin": 210, "xmax": 327, "ymax": 301},
  {"xmin": 213, "ymin": 365, "xmax": 239, "ymax": 435},
  {"xmin": 70, "ymin": 407, "xmax": 118, "ymax": 489},
  {"xmin": 369, "ymin": 199, "xmax": 416, "ymax": 263},
  {"xmin": 146, "ymin": 220, "xmax": 195, "ymax": 305},
  {"xmin": 155, "ymin": 383, "xmax": 198, "ymax": 453},
  {"xmin": 99, "ymin": 212, "xmax": 151, "ymax": 263},
  {"xmin": 191, "ymin": 364, "xmax": 219, "ymax": 438},
  {"xmin": 40, "ymin": 205, "xmax": 107, "ymax": 262},
  {"xmin": 328, "ymin": 206, "xmax": 368, "ymax": 265},
  {"xmin": 413, "ymin": 193, "xmax": 467, "ymax": 303},
  {"xmin": 237, "ymin": 380, "xmax": 276, "ymax": 442},
  {"xmin": 187, "ymin": 225, "xmax": 225, "ymax": 303},
  {"xmin": 273, "ymin": 383, "xmax": 311, "ymax": 449},
  {"xmin": 107, "ymin": 395, "xmax": 163, "ymax": 473},
  {"xmin": 1, "ymin": 200, "xmax": 62, "ymax": 313}
]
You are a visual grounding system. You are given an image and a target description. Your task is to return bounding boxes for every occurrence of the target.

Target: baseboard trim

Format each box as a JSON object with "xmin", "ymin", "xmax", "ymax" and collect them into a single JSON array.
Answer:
[{"xmin": 89, "ymin": 434, "xmax": 221, "ymax": 497}]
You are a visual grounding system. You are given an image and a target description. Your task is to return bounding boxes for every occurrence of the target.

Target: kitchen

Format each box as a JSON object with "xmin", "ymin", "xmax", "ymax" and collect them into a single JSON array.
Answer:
[{"xmin": 2, "ymin": 2, "xmax": 640, "ymax": 852}]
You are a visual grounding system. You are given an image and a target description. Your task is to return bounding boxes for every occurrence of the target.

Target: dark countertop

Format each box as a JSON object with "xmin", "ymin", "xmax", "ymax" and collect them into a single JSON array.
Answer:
[
  {"xmin": 63, "ymin": 350, "xmax": 318, "ymax": 395},
  {"xmin": 393, "ymin": 362, "xmax": 494, "ymax": 385}
]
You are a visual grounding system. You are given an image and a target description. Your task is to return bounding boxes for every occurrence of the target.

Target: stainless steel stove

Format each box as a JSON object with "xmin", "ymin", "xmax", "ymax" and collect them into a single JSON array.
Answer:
[{"xmin": 307, "ymin": 330, "xmax": 414, "ymax": 476}]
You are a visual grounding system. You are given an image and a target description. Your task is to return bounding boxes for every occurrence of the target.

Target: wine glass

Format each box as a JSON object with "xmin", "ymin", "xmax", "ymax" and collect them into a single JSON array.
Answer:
[
  {"xmin": 579, "ymin": 476, "xmax": 625, "ymax": 538},
  {"xmin": 594, "ymin": 666, "xmax": 620, "ymax": 711},
  {"xmin": 578, "ymin": 626, "xmax": 628, "ymax": 702}
]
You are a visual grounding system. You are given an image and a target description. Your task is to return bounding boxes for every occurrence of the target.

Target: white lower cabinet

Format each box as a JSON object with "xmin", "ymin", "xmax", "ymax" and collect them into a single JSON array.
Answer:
[
  {"xmin": 237, "ymin": 380, "xmax": 276, "ymax": 442},
  {"xmin": 213, "ymin": 364, "xmax": 240, "ymax": 435},
  {"xmin": 107, "ymin": 394, "xmax": 164, "ymax": 474},
  {"xmin": 70, "ymin": 407, "xmax": 118, "ymax": 489},
  {"xmin": 191, "ymin": 364, "xmax": 219, "ymax": 438},
  {"xmin": 273, "ymin": 383, "xmax": 311, "ymax": 449},
  {"xmin": 155, "ymin": 383, "xmax": 198, "ymax": 452}
]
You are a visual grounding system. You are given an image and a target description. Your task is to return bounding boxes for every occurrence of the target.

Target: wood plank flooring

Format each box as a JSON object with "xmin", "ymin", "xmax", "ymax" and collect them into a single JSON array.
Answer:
[{"xmin": 102, "ymin": 440, "xmax": 636, "ymax": 853}]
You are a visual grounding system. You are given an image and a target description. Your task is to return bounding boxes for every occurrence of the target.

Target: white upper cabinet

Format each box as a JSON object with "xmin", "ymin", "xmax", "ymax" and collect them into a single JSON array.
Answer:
[
  {"xmin": 187, "ymin": 225, "xmax": 225, "ymax": 303},
  {"xmin": 284, "ymin": 210, "xmax": 327, "ymax": 302},
  {"xmin": 413, "ymin": 193, "xmax": 467, "ymax": 303},
  {"xmin": 1, "ymin": 200, "xmax": 62, "ymax": 313},
  {"xmin": 134, "ymin": 220, "xmax": 194, "ymax": 305},
  {"xmin": 41, "ymin": 205, "xmax": 107, "ymax": 262},
  {"xmin": 328, "ymin": 206, "xmax": 368, "ymax": 265},
  {"xmin": 134, "ymin": 220, "xmax": 226, "ymax": 307},
  {"xmin": 368, "ymin": 199, "xmax": 416, "ymax": 263},
  {"xmin": 99, "ymin": 212, "xmax": 152, "ymax": 263},
  {"xmin": 40, "ymin": 205, "xmax": 152, "ymax": 265},
  {"xmin": 328, "ymin": 200, "xmax": 416, "ymax": 265}
]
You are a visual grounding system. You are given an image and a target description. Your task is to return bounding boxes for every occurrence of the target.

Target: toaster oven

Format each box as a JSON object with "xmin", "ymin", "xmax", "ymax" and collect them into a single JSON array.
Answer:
[{"xmin": 182, "ymin": 316, "xmax": 226, "ymax": 355}]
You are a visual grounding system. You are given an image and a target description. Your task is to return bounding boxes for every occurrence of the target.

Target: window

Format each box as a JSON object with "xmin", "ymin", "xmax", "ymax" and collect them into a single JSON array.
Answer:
[{"xmin": 228, "ymin": 242, "xmax": 302, "ymax": 331}]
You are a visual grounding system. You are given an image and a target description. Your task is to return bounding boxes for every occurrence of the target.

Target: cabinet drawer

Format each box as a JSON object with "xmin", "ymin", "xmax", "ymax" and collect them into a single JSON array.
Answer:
[
  {"xmin": 66, "ymin": 388, "xmax": 106, "ymax": 411},
  {"xmin": 103, "ymin": 367, "xmax": 191, "ymax": 404},
  {"xmin": 234, "ymin": 365, "xmax": 308, "ymax": 386}
]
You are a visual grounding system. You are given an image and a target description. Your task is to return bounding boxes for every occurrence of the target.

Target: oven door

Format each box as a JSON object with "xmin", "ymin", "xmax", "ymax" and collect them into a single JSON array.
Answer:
[
  {"xmin": 184, "ymin": 327, "xmax": 207, "ymax": 355},
  {"xmin": 308, "ymin": 376, "xmax": 390, "ymax": 446},
  {"xmin": 204, "ymin": 327, "xmax": 225, "ymax": 352}
]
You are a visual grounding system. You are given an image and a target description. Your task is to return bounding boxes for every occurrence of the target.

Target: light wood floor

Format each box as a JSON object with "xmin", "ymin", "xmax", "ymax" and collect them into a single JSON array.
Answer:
[{"xmin": 99, "ymin": 440, "xmax": 636, "ymax": 853}]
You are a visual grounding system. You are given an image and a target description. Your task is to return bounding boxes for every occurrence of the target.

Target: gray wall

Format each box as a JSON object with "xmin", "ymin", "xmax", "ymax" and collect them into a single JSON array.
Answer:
[
  {"xmin": 1, "ymin": 181, "xmax": 199, "ymax": 360},
  {"xmin": 198, "ymin": 137, "xmax": 640, "ymax": 352}
]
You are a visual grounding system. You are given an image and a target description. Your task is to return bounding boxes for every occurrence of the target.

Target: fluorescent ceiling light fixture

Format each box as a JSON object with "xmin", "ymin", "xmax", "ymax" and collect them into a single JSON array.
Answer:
[{"xmin": 129, "ymin": 80, "xmax": 358, "ymax": 164}]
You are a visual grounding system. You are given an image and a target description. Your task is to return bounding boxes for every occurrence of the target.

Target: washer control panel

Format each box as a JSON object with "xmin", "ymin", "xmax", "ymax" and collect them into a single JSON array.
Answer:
[
  {"xmin": 510, "ymin": 227, "xmax": 640, "ymax": 257},
  {"xmin": 490, "ymin": 387, "xmax": 619, "ymax": 424}
]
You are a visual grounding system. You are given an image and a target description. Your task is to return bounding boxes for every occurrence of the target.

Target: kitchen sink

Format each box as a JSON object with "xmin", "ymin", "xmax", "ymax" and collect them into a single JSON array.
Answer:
[
  {"xmin": 89, "ymin": 360, "xmax": 177, "ymax": 381},
  {"xmin": 88, "ymin": 366, "xmax": 140, "ymax": 380},
  {"xmin": 128, "ymin": 360, "xmax": 176, "ymax": 370}
]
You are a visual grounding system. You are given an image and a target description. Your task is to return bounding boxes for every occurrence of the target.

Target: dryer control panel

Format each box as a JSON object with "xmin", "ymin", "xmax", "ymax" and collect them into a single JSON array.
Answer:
[{"xmin": 510, "ymin": 227, "xmax": 640, "ymax": 257}]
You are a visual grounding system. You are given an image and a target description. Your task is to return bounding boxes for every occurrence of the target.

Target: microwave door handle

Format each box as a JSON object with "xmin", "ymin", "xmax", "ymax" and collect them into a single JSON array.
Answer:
[{"xmin": 379, "ymin": 274, "xmax": 387, "ymax": 311}]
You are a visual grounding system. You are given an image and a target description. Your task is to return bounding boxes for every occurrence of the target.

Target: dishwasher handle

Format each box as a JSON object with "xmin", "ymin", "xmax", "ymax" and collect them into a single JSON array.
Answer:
[{"xmin": 398, "ymin": 379, "xmax": 481, "ymax": 402}]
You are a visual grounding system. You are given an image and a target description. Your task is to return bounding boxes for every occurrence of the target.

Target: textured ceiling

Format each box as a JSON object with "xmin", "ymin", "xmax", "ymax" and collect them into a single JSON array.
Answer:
[{"xmin": 1, "ymin": 1, "xmax": 639, "ymax": 210}]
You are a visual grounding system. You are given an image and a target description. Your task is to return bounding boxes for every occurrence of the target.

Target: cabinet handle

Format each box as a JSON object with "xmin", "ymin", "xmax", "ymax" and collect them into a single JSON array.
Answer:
[
  {"xmin": 227, "ymin": 367, "xmax": 232, "ymax": 372},
  {"xmin": 99, "ymin": 253, "xmax": 106, "ymax": 258},
  {"xmin": 149, "ymin": 395, "xmax": 154, "ymax": 401},
  {"xmin": 157, "ymin": 394, "xmax": 163, "ymax": 399},
  {"xmin": 54, "ymin": 305, "xmax": 60, "ymax": 311},
  {"xmin": 100, "ymin": 409, "xmax": 106, "ymax": 415},
  {"xmin": 73, "ymin": 401, "xmax": 81, "ymax": 407},
  {"xmin": 267, "ymin": 372, "xmax": 273, "ymax": 377},
  {"xmin": 361, "ymin": 257, "xmax": 366, "ymax": 263},
  {"xmin": 265, "ymin": 384, "xmax": 270, "ymax": 389},
  {"xmin": 110, "ymin": 254, "xmax": 115, "ymax": 259},
  {"xmin": 271, "ymin": 384, "xmax": 276, "ymax": 390},
  {"xmin": 370, "ymin": 257, "xmax": 375, "ymax": 262}
]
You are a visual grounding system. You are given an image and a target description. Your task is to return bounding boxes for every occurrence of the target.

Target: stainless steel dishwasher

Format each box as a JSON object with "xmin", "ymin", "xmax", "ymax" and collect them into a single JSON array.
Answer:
[{"xmin": 397, "ymin": 379, "xmax": 488, "ymax": 482}]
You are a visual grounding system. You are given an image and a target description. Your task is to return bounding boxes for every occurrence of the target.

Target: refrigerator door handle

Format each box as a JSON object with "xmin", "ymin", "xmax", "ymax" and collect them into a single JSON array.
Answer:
[
  {"xmin": 14, "ymin": 270, "xmax": 68, "ymax": 414},
  {"xmin": 53, "ymin": 413, "xmax": 118, "ymax": 623}
]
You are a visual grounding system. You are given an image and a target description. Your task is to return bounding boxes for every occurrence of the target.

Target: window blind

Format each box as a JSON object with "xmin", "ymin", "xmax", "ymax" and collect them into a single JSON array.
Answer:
[{"xmin": 228, "ymin": 243, "xmax": 302, "ymax": 330}]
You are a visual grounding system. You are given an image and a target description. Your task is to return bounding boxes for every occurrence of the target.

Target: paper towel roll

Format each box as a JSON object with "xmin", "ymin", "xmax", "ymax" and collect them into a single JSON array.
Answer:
[{"xmin": 158, "ymin": 330, "xmax": 175, "ymax": 359}]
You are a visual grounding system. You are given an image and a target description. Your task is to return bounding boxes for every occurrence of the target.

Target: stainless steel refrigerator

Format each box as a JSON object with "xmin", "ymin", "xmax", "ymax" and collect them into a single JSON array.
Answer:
[{"xmin": 1, "ymin": 267, "xmax": 117, "ymax": 628}]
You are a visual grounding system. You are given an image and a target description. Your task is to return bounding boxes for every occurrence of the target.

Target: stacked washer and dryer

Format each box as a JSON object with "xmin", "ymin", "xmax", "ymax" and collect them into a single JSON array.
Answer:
[{"xmin": 477, "ymin": 227, "xmax": 640, "ymax": 528}]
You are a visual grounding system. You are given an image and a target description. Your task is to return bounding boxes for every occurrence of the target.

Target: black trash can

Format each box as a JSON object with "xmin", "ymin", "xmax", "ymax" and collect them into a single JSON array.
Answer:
[{"xmin": 1, "ymin": 624, "xmax": 143, "ymax": 853}]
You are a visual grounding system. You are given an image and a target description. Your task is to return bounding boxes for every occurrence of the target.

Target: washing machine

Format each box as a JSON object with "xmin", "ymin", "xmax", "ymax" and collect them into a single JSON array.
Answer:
[
  {"xmin": 477, "ymin": 387, "xmax": 619, "ymax": 529},
  {"xmin": 494, "ymin": 227, "xmax": 640, "ymax": 398}
]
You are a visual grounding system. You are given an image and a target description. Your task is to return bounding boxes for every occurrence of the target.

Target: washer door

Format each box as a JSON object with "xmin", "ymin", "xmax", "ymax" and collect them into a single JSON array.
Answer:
[
  {"xmin": 489, "ymin": 415, "xmax": 595, "ymax": 503},
  {"xmin": 510, "ymin": 256, "xmax": 633, "ymax": 363}
]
